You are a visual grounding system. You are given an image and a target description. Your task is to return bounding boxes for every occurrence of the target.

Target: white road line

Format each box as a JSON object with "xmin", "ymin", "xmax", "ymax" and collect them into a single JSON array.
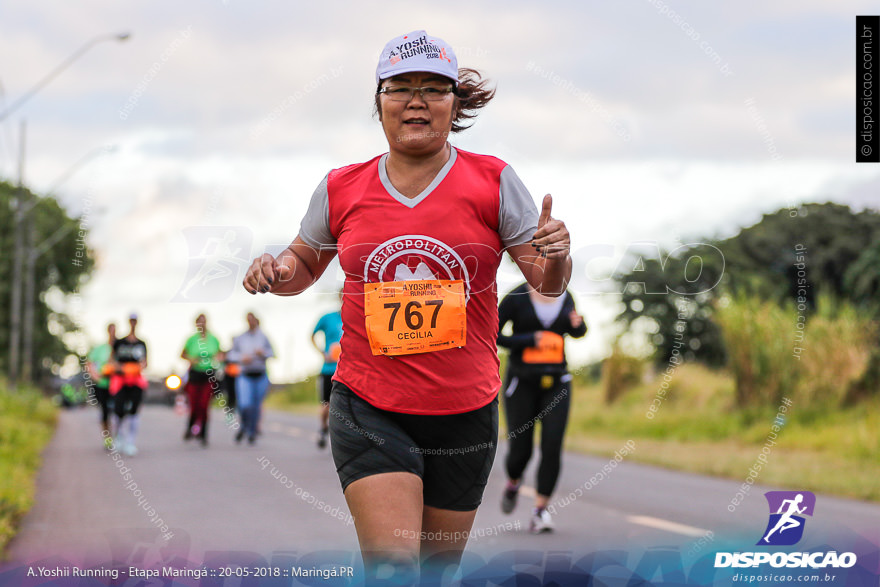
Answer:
[
  {"xmin": 627, "ymin": 515, "xmax": 709, "ymax": 537},
  {"xmin": 521, "ymin": 484, "xmax": 709, "ymax": 538},
  {"xmin": 262, "ymin": 422, "xmax": 305, "ymax": 437}
]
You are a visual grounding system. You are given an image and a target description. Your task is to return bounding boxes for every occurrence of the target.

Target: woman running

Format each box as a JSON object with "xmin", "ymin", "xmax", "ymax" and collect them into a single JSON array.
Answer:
[
  {"xmin": 87, "ymin": 323, "xmax": 116, "ymax": 449},
  {"xmin": 497, "ymin": 282, "xmax": 586, "ymax": 533},
  {"xmin": 228, "ymin": 312, "xmax": 274, "ymax": 445},
  {"xmin": 243, "ymin": 30, "xmax": 572, "ymax": 582},
  {"xmin": 111, "ymin": 313, "xmax": 148, "ymax": 456},
  {"xmin": 180, "ymin": 313, "xmax": 222, "ymax": 446}
]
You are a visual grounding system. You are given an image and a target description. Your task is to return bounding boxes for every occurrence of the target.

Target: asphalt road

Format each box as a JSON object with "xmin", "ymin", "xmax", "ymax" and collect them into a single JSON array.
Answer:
[{"xmin": 3, "ymin": 403, "xmax": 879, "ymax": 584}]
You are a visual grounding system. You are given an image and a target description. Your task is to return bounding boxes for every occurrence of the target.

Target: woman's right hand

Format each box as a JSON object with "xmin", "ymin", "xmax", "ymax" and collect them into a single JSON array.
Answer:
[
  {"xmin": 243, "ymin": 254, "xmax": 290, "ymax": 294},
  {"xmin": 242, "ymin": 237, "xmax": 338, "ymax": 296}
]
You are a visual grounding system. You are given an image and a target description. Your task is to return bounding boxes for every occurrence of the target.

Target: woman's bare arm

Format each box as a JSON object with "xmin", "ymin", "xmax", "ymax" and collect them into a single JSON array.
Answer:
[{"xmin": 242, "ymin": 235, "xmax": 337, "ymax": 296}]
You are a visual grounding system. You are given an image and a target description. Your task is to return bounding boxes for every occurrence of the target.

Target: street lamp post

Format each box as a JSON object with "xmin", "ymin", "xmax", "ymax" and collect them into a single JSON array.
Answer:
[
  {"xmin": 21, "ymin": 145, "xmax": 118, "ymax": 382},
  {"xmin": 0, "ymin": 32, "xmax": 130, "ymax": 122},
  {"xmin": 8, "ymin": 121, "xmax": 27, "ymax": 386},
  {"xmin": 4, "ymin": 31, "xmax": 130, "ymax": 386}
]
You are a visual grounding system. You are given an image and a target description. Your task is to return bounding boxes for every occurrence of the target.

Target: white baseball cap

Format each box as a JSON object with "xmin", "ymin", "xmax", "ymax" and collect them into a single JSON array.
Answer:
[{"xmin": 376, "ymin": 30, "xmax": 459, "ymax": 87}]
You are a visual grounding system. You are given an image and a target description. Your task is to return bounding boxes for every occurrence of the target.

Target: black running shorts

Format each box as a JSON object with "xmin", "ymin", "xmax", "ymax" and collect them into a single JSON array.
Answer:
[
  {"xmin": 328, "ymin": 381, "xmax": 498, "ymax": 512},
  {"xmin": 318, "ymin": 374, "xmax": 333, "ymax": 404}
]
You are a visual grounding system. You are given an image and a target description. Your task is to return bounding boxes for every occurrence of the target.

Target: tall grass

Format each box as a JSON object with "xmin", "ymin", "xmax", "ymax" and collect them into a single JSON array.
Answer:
[
  {"xmin": 567, "ymin": 363, "xmax": 880, "ymax": 500},
  {"xmin": 715, "ymin": 294, "xmax": 876, "ymax": 409},
  {"xmin": 0, "ymin": 381, "xmax": 57, "ymax": 556},
  {"xmin": 601, "ymin": 340, "xmax": 644, "ymax": 404},
  {"xmin": 797, "ymin": 300, "xmax": 877, "ymax": 406},
  {"xmin": 714, "ymin": 294, "xmax": 800, "ymax": 407}
]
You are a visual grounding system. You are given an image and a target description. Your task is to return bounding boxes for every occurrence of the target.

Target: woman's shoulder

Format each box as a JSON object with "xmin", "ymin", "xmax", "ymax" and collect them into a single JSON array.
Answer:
[
  {"xmin": 452, "ymin": 148, "xmax": 509, "ymax": 173},
  {"xmin": 328, "ymin": 154, "xmax": 385, "ymax": 182}
]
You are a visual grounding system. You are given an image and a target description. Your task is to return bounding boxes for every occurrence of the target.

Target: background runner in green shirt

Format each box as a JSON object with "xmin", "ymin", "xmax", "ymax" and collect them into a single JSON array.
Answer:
[
  {"xmin": 87, "ymin": 323, "xmax": 116, "ymax": 448},
  {"xmin": 180, "ymin": 314, "xmax": 223, "ymax": 445}
]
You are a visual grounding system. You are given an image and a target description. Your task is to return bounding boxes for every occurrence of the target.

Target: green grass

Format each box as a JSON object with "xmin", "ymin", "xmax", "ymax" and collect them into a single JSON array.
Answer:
[
  {"xmin": 566, "ymin": 363, "xmax": 880, "ymax": 501},
  {"xmin": 0, "ymin": 381, "xmax": 57, "ymax": 557},
  {"xmin": 265, "ymin": 362, "xmax": 880, "ymax": 501},
  {"xmin": 264, "ymin": 377, "xmax": 322, "ymax": 415}
]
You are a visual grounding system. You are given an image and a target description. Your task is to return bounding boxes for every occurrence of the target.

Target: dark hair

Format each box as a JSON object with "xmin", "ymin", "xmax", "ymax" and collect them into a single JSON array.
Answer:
[
  {"xmin": 450, "ymin": 68, "xmax": 496, "ymax": 132},
  {"xmin": 374, "ymin": 67, "xmax": 496, "ymax": 133}
]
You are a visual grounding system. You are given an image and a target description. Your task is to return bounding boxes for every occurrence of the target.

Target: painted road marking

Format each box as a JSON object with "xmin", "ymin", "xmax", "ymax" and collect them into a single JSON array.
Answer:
[
  {"xmin": 264, "ymin": 422, "xmax": 304, "ymax": 437},
  {"xmin": 627, "ymin": 515, "xmax": 708, "ymax": 537},
  {"xmin": 516, "ymin": 486, "xmax": 708, "ymax": 538}
]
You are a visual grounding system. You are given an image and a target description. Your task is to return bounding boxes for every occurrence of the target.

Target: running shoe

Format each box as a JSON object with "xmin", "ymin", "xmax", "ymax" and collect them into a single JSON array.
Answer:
[
  {"xmin": 103, "ymin": 436, "xmax": 114, "ymax": 450},
  {"xmin": 317, "ymin": 428, "xmax": 328, "ymax": 449},
  {"xmin": 501, "ymin": 482, "xmax": 519, "ymax": 514},
  {"xmin": 529, "ymin": 508, "xmax": 554, "ymax": 534},
  {"xmin": 235, "ymin": 429, "xmax": 245, "ymax": 444},
  {"xmin": 123, "ymin": 443, "xmax": 138, "ymax": 457}
]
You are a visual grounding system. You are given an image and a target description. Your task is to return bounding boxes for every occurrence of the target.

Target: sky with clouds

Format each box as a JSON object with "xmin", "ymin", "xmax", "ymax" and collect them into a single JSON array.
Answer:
[{"xmin": 1, "ymin": 0, "xmax": 877, "ymax": 381}]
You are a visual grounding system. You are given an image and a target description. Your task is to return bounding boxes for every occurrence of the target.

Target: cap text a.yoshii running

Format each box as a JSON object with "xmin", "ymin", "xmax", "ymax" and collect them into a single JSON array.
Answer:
[{"xmin": 376, "ymin": 30, "xmax": 459, "ymax": 86}]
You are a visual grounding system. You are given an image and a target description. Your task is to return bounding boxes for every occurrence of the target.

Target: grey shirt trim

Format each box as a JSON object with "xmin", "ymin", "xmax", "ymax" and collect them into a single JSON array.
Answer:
[
  {"xmin": 498, "ymin": 165, "xmax": 539, "ymax": 248},
  {"xmin": 377, "ymin": 147, "xmax": 458, "ymax": 208},
  {"xmin": 297, "ymin": 153, "xmax": 539, "ymax": 250},
  {"xmin": 298, "ymin": 173, "xmax": 334, "ymax": 248}
]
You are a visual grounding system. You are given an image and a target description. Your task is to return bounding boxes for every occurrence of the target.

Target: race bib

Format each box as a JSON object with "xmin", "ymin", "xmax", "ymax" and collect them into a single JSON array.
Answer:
[
  {"xmin": 522, "ymin": 331, "xmax": 565, "ymax": 364},
  {"xmin": 328, "ymin": 342, "xmax": 342, "ymax": 362},
  {"xmin": 364, "ymin": 280, "xmax": 466, "ymax": 356},
  {"xmin": 122, "ymin": 363, "xmax": 142, "ymax": 376}
]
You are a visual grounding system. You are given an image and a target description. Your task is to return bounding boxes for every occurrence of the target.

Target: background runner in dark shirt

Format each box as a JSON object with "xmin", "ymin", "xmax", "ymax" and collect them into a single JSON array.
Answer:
[{"xmin": 497, "ymin": 282, "xmax": 586, "ymax": 533}]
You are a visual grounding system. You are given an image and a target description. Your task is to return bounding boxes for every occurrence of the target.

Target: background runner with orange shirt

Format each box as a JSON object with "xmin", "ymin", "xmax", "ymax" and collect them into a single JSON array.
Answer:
[{"xmin": 497, "ymin": 282, "xmax": 587, "ymax": 533}]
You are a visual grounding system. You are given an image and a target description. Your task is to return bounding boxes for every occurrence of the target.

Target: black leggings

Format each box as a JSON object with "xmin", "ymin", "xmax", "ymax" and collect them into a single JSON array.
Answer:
[
  {"xmin": 502, "ymin": 371, "xmax": 571, "ymax": 497},
  {"xmin": 114, "ymin": 386, "xmax": 144, "ymax": 419},
  {"xmin": 95, "ymin": 385, "xmax": 112, "ymax": 424}
]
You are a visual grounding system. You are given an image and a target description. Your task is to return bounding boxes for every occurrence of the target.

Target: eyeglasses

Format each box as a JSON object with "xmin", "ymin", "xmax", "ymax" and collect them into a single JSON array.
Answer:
[{"xmin": 377, "ymin": 85, "xmax": 454, "ymax": 102}]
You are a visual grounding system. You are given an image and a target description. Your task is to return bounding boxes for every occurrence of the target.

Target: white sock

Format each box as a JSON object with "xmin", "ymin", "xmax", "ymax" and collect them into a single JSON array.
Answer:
[{"xmin": 127, "ymin": 414, "xmax": 140, "ymax": 444}]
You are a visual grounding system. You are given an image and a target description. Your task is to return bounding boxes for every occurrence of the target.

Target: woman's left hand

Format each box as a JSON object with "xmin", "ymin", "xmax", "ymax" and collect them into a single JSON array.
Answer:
[{"xmin": 531, "ymin": 195, "xmax": 570, "ymax": 260}]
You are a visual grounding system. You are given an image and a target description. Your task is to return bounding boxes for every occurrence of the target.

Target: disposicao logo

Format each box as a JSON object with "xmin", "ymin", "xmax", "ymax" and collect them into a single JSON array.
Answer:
[
  {"xmin": 715, "ymin": 490, "xmax": 857, "ymax": 569},
  {"xmin": 758, "ymin": 490, "xmax": 815, "ymax": 546}
]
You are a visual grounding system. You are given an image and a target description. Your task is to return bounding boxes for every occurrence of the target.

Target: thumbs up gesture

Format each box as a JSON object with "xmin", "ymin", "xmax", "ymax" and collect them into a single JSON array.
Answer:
[{"xmin": 531, "ymin": 194, "xmax": 570, "ymax": 260}]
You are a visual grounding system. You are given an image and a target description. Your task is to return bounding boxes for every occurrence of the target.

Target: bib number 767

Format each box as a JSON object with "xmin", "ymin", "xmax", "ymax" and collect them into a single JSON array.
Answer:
[
  {"xmin": 384, "ymin": 299, "xmax": 443, "ymax": 331},
  {"xmin": 364, "ymin": 280, "xmax": 466, "ymax": 356}
]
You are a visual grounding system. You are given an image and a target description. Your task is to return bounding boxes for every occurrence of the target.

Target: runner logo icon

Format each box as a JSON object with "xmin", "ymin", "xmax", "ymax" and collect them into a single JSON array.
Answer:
[
  {"xmin": 757, "ymin": 490, "xmax": 816, "ymax": 546},
  {"xmin": 172, "ymin": 226, "xmax": 253, "ymax": 302}
]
